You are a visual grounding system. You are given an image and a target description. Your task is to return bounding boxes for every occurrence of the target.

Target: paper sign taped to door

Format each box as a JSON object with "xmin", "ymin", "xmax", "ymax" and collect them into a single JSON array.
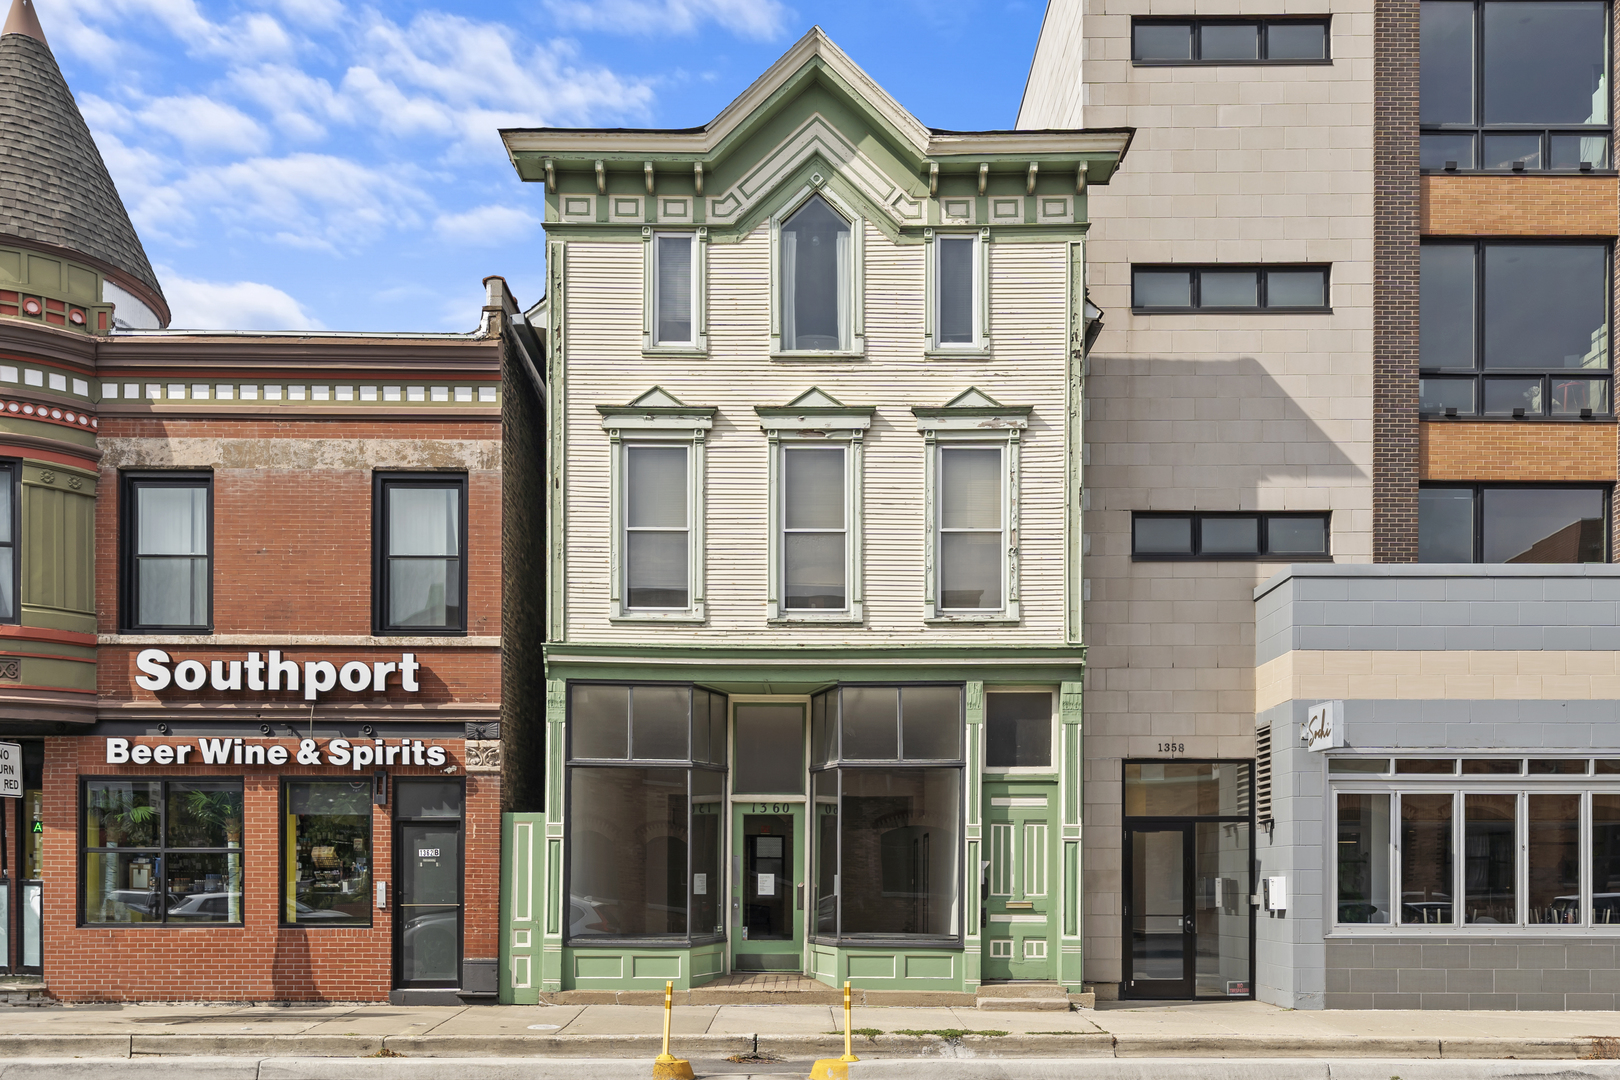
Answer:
[
  {"xmin": 694, "ymin": 873, "xmax": 707, "ymax": 895},
  {"xmin": 757, "ymin": 873, "xmax": 775, "ymax": 896}
]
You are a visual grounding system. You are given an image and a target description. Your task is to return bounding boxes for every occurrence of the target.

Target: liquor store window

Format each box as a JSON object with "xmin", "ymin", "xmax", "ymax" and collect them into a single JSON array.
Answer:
[
  {"xmin": 810, "ymin": 684, "xmax": 965, "ymax": 944},
  {"xmin": 1133, "ymin": 17, "xmax": 1331, "ymax": 63},
  {"xmin": 565, "ymin": 683, "xmax": 727, "ymax": 944},
  {"xmin": 82, "ymin": 778, "xmax": 244, "ymax": 925},
  {"xmin": 1133, "ymin": 512, "xmax": 1331, "ymax": 560},
  {"xmin": 374, "ymin": 473, "xmax": 468, "ymax": 634},
  {"xmin": 1333, "ymin": 757, "xmax": 1620, "ymax": 929},
  {"xmin": 119, "ymin": 472, "xmax": 212, "ymax": 633},
  {"xmin": 1132, "ymin": 266, "xmax": 1330, "ymax": 312},
  {"xmin": 1418, "ymin": 485, "xmax": 1608, "ymax": 562},
  {"xmin": 1419, "ymin": 242, "xmax": 1611, "ymax": 418},
  {"xmin": 1419, "ymin": 0, "xmax": 1610, "ymax": 171},
  {"xmin": 282, "ymin": 780, "xmax": 373, "ymax": 926}
]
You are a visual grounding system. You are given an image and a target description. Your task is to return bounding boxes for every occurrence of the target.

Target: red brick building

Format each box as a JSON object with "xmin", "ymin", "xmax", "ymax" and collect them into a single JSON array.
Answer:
[{"xmin": 0, "ymin": 1, "xmax": 546, "ymax": 1002}]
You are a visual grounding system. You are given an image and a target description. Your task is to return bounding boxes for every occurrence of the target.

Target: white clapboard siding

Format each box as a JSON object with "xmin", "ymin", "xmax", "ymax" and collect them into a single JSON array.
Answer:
[{"xmin": 561, "ymin": 225, "xmax": 1073, "ymax": 645}]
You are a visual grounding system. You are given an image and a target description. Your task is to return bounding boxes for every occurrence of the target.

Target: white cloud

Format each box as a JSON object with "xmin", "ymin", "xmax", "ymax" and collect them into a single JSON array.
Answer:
[
  {"xmin": 543, "ymin": 0, "xmax": 792, "ymax": 39},
  {"xmin": 157, "ymin": 268, "xmax": 323, "ymax": 330},
  {"xmin": 434, "ymin": 203, "xmax": 540, "ymax": 245},
  {"xmin": 53, "ymin": 0, "xmax": 299, "ymax": 65}
]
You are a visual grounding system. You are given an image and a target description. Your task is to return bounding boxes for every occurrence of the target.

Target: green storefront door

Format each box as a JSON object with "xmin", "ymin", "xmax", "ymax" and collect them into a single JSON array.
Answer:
[
  {"xmin": 982, "ymin": 781, "xmax": 1057, "ymax": 980},
  {"xmin": 730, "ymin": 702, "xmax": 808, "ymax": 974}
]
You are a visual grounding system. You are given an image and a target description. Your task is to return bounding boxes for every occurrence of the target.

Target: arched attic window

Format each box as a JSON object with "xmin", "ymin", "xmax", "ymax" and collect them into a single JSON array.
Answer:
[{"xmin": 780, "ymin": 195, "xmax": 852, "ymax": 352}]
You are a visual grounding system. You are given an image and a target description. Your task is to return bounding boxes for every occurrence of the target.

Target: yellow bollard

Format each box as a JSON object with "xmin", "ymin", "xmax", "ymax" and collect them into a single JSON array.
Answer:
[
  {"xmin": 809, "ymin": 980, "xmax": 859, "ymax": 1080},
  {"xmin": 651, "ymin": 980, "xmax": 694, "ymax": 1080}
]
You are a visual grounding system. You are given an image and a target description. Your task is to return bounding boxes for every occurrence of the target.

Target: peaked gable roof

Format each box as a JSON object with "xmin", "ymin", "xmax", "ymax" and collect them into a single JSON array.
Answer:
[{"xmin": 0, "ymin": 9, "xmax": 166, "ymax": 317}]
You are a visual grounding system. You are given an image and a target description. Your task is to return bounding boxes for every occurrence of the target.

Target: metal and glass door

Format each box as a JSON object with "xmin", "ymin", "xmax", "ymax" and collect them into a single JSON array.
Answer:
[
  {"xmin": 1123, "ymin": 824, "xmax": 1194, "ymax": 998},
  {"xmin": 730, "ymin": 702, "xmax": 807, "ymax": 973},
  {"xmin": 394, "ymin": 779, "xmax": 464, "ymax": 989},
  {"xmin": 983, "ymin": 783, "xmax": 1057, "ymax": 980}
]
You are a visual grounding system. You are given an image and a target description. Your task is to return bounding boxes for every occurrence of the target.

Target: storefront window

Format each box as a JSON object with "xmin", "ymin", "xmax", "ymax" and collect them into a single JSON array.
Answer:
[
  {"xmin": 810, "ymin": 685, "xmax": 964, "ymax": 942},
  {"xmin": 83, "ymin": 779, "xmax": 243, "ymax": 925},
  {"xmin": 1334, "ymin": 769, "xmax": 1620, "ymax": 930},
  {"xmin": 566, "ymin": 682, "xmax": 727, "ymax": 943},
  {"xmin": 284, "ymin": 781, "xmax": 372, "ymax": 925}
]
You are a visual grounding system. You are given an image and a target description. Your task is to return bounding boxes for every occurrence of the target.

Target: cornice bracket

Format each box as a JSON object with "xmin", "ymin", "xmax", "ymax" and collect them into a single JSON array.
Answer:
[
  {"xmin": 644, "ymin": 161, "xmax": 655, "ymax": 194},
  {"xmin": 694, "ymin": 162, "xmax": 704, "ymax": 196},
  {"xmin": 928, "ymin": 161, "xmax": 938, "ymax": 197},
  {"xmin": 1027, "ymin": 161, "xmax": 1039, "ymax": 194},
  {"xmin": 978, "ymin": 162, "xmax": 989, "ymax": 196},
  {"xmin": 594, "ymin": 159, "xmax": 606, "ymax": 195}
]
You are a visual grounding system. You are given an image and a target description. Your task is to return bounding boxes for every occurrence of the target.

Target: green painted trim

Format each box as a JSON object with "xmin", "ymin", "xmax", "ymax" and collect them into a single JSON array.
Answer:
[
  {"xmin": 0, "ymin": 632, "xmax": 93, "ymax": 660},
  {"xmin": 19, "ymin": 606, "xmax": 94, "ymax": 634},
  {"xmin": 501, "ymin": 812, "xmax": 546, "ymax": 1004},
  {"xmin": 815, "ymin": 944, "xmax": 967, "ymax": 991},
  {"xmin": 559, "ymin": 942, "xmax": 727, "ymax": 990},
  {"xmin": 21, "ymin": 654, "xmax": 95, "ymax": 691},
  {"xmin": 546, "ymin": 643, "xmax": 1084, "ymax": 664},
  {"xmin": 22, "ymin": 462, "xmax": 96, "ymax": 489},
  {"xmin": 0, "ymin": 416, "xmax": 96, "ymax": 447}
]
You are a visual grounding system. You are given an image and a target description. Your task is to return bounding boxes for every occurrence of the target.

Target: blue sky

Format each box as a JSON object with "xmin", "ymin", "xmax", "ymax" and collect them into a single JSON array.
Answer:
[{"xmin": 44, "ymin": 0, "xmax": 1049, "ymax": 332}]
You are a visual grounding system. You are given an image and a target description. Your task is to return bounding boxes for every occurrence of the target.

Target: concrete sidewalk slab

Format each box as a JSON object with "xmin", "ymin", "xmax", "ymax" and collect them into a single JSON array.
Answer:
[
  {"xmin": 555, "ymin": 1004, "xmax": 719, "ymax": 1035},
  {"xmin": 422, "ymin": 1004, "xmax": 585, "ymax": 1034},
  {"xmin": 707, "ymin": 1005, "xmax": 836, "ymax": 1033}
]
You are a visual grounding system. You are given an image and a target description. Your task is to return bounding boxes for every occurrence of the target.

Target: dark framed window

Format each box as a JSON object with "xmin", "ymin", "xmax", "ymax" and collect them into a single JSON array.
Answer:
[
  {"xmin": 780, "ymin": 195, "xmax": 853, "ymax": 352},
  {"xmin": 1419, "ymin": 241, "xmax": 1611, "ymax": 418},
  {"xmin": 119, "ymin": 472, "xmax": 212, "ymax": 633},
  {"xmin": 282, "ymin": 780, "xmax": 373, "ymax": 927},
  {"xmin": 1420, "ymin": 0, "xmax": 1610, "ymax": 172},
  {"xmin": 374, "ymin": 473, "xmax": 467, "ymax": 634},
  {"xmin": 565, "ymin": 683, "xmax": 727, "ymax": 944},
  {"xmin": 81, "ymin": 778, "xmax": 243, "ymax": 926},
  {"xmin": 1419, "ymin": 484, "xmax": 1609, "ymax": 562},
  {"xmin": 0, "ymin": 459, "xmax": 19, "ymax": 625},
  {"xmin": 810, "ymin": 684, "xmax": 964, "ymax": 944},
  {"xmin": 1132, "ymin": 512, "xmax": 1331, "ymax": 560},
  {"xmin": 1133, "ymin": 17, "xmax": 1330, "ymax": 63},
  {"xmin": 1131, "ymin": 266, "xmax": 1330, "ymax": 312}
]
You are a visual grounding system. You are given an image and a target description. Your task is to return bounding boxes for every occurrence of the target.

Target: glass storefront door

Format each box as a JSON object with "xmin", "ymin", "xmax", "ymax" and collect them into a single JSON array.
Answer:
[
  {"xmin": 1122, "ymin": 761, "xmax": 1254, "ymax": 1000},
  {"xmin": 394, "ymin": 780, "xmax": 464, "ymax": 989},
  {"xmin": 730, "ymin": 703, "xmax": 807, "ymax": 973}
]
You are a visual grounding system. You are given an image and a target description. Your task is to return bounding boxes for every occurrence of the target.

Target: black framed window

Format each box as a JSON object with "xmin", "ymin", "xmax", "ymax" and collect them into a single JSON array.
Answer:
[
  {"xmin": 810, "ymin": 685, "xmax": 964, "ymax": 944},
  {"xmin": 0, "ymin": 460, "xmax": 19, "ymax": 624},
  {"xmin": 374, "ymin": 473, "xmax": 467, "ymax": 634},
  {"xmin": 1132, "ymin": 512, "xmax": 1331, "ymax": 560},
  {"xmin": 81, "ymin": 778, "xmax": 243, "ymax": 925},
  {"xmin": 120, "ymin": 472, "xmax": 212, "ymax": 633},
  {"xmin": 1420, "ymin": 241, "xmax": 1611, "ymax": 418},
  {"xmin": 1132, "ymin": 266, "xmax": 1330, "ymax": 312},
  {"xmin": 1420, "ymin": 0, "xmax": 1610, "ymax": 171},
  {"xmin": 1133, "ymin": 17, "xmax": 1330, "ymax": 63},
  {"xmin": 1419, "ymin": 484, "xmax": 1609, "ymax": 562},
  {"xmin": 565, "ymin": 683, "xmax": 726, "ymax": 944},
  {"xmin": 282, "ymin": 780, "xmax": 373, "ymax": 926}
]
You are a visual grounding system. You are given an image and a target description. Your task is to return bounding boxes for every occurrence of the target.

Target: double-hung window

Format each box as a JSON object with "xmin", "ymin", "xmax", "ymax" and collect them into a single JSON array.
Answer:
[
  {"xmin": 1420, "ymin": 0, "xmax": 1610, "ymax": 171},
  {"xmin": 915, "ymin": 391, "xmax": 1028, "ymax": 623},
  {"xmin": 374, "ymin": 474, "xmax": 467, "ymax": 634},
  {"xmin": 810, "ymin": 684, "xmax": 964, "ymax": 942},
  {"xmin": 774, "ymin": 192, "xmax": 863, "ymax": 357},
  {"xmin": 82, "ymin": 778, "xmax": 244, "ymax": 925},
  {"xmin": 758, "ymin": 391, "xmax": 871, "ymax": 623},
  {"xmin": 1420, "ymin": 242, "xmax": 1611, "ymax": 417},
  {"xmin": 600, "ymin": 390, "xmax": 713, "ymax": 621},
  {"xmin": 646, "ymin": 231, "xmax": 706, "ymax": 352},
  {"xmin": 928, "ymin": 230, "xmax": 988, "ymax": 354},
  {"xmin": 120, "ymin": 472, "xmax": 211, "ymax": 633}
]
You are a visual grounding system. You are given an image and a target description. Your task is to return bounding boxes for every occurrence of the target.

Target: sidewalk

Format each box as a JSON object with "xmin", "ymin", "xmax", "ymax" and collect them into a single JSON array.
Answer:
[{"xmin": 3, "ymin": 999, "xmax": 1620, "ymax": 1060}]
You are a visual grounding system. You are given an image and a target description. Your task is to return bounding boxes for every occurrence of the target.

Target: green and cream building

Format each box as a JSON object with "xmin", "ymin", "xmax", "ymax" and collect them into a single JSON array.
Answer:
[{"xmin": 497, "ymin": 28, "xmax": 1129, "ymax": 1000}]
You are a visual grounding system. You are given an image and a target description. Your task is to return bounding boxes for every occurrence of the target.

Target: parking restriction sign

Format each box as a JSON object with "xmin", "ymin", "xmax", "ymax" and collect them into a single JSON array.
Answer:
[{"xmin": 0, "ymin": 742, "xmax": 20, "ymax": 798}]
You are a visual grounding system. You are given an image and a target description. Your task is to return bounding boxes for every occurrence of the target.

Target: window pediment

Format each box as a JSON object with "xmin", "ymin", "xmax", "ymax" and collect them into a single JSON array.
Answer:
[
  {"xmin": 755, "ymin": 387, "xmax": 874, "ymax": 436},
  {"xmin": 912, "ymin": 388, "xmax": 1032, "ymax": 432},
  {"xmin": 598, "ymin": 387, "xmax": 716, "ymax": 432}
]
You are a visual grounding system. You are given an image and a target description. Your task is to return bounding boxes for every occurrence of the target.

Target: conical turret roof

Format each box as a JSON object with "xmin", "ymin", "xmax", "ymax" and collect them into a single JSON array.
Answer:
[{"xmin": 0, "ymin": 0, "xmax": 165, "ymax": 315}]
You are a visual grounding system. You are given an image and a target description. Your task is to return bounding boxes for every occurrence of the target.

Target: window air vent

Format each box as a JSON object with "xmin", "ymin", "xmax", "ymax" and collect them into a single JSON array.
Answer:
[{"xmin": 1255, "ymin": 718, "xmax": 1273, "ymax": 827}]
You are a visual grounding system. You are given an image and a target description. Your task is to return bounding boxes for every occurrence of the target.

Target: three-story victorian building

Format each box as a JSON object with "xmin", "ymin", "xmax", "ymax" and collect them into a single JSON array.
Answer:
[{"xmin": 498, "ymin": 28, "xmax": 1129, "ymax": 1001}]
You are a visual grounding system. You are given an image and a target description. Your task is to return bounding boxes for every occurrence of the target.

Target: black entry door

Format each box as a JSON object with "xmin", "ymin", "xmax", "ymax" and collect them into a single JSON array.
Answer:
[
  {"xmin": 394, "ymin": 780, "xmax": 464, "ymax": 989},
  {"xmin": 1124, "ymin": 824, "xmax": 1193, "ymax": 999}
]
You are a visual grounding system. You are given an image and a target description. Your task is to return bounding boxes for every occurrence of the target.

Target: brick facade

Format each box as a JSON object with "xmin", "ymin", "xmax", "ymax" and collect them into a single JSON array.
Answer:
[
  {"xmin": 1421, "ymin": 176, "xmax": 1620, "ymax": 238},
  {"xmin": 1421, "ymin": 422, "xmax": 1620, "ymax": 482}
]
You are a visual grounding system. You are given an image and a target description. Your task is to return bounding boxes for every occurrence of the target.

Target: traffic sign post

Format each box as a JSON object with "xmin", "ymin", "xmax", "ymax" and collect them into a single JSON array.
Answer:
[{"xmin": 0, "ymin": 741, "xmax": 21, "ymax": 798}]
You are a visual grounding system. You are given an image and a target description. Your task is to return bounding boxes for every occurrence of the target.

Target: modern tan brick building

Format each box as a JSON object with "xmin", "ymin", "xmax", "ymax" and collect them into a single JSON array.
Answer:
[{"xmin": 1022, "ymin": 0, "xmax": 1620, "ymax": 1009}]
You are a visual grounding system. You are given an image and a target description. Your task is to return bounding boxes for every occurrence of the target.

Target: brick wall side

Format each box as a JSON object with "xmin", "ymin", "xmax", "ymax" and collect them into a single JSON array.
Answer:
[
  {"xmin": 1421, "ymin": 422, "xmax": 1620, "ymax": 481},
  {"xmin": 43, "ymin": 736, "xmax": 499, "ymax": 1002},
  {"xmin": 1373, "ymin": 0, "xmax": 1421, "ymax": 562},
  {"xmin": 500, "ymin": 330, "xmax": 547, "ymax": 814},
  {"xmin": 1421, "ymin": 176, "xmax": 1620, "ymax": 237}
]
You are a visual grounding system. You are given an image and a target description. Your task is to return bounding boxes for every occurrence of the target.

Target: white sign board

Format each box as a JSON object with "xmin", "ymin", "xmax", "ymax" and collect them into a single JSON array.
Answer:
[
  {"xmin": 1304, "ymin": 700, "xmax": 1344, "ymax": 752},
  {"xmin": 0, "ymin": 741, "xmax": 19, "ymax": 798}
]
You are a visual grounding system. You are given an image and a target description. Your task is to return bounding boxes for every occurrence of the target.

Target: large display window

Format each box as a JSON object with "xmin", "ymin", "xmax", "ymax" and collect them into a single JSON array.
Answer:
[
  {"xmin": 82, "ymin": 778, "xmax": 244, "ymax": 925},
  {"xmin": 283, "ymin": 780, "xmax": 373, "ymax": 926},
  {"xmin": 809, "ymin": 684, "xmax": 964, "ymax": 944},
  {"xmin": 566, "ymin": 683, "xmax": 727, "ymax": 944}
]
